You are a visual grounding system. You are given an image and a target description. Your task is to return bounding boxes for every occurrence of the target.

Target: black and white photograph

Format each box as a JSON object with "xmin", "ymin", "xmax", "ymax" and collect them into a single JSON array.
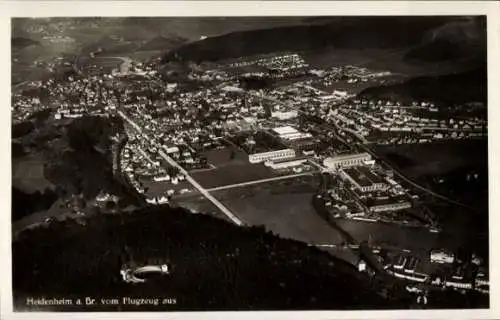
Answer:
[{"xmin": 4, "ymin": 1, "xmax": 500, "ymax": 318}]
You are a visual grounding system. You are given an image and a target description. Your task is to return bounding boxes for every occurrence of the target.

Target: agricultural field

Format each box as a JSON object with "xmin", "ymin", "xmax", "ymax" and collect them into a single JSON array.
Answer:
[
  {"xmin": 191, "ymin": 162, "xmax": 278, "ymax": 189},
  {"xmin": 189, "ymin": 141, "xmax": 289, "ymax": 189},
  {"xmin": 202, "ymin": 145, "xmax": 248, "ymax": 168}
]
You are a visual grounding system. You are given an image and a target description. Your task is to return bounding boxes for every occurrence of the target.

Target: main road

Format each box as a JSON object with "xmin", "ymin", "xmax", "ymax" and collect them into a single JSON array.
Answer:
[{"xmin": 117, "ymin": 110, "xmax": 244, "ymax": 226}]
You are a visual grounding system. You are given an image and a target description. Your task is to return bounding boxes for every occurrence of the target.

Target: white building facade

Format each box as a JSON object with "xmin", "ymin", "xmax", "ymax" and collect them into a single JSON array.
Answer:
[
  {"xmin": 249, "ymin": 148, "xmax": 296, "ymax": 164},
  {"xmin": 323, "ymin": 153, "xmax": 372, "ymax": 170}
]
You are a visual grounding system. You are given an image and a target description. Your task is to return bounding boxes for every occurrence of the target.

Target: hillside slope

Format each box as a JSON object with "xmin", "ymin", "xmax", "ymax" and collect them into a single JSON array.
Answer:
[
  {"xmin": 358, "ymin": 66, "xmax": 486, "ymax": 105},
  {"xmin": 13, "ymin": 206, "xmax": 412, "ymax": 311},
  {"xmin": 162, "ymin": 17, "xmax": 460, "ymax": 63}
]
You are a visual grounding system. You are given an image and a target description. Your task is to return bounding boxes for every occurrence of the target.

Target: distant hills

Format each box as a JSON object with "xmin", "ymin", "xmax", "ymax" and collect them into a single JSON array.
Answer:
[
  {"xmin": 405, "ymin": 38, "xmax": 469, "ymax": 62},
  {"xmin": 162, "ymin": 16, "xmax": 482, "ymax": 64},
  {"xmin": 120, "ymin": 17, "xmax": 311, "ymax": 42},
  {"xmin": 404, "ymin": 17, "xmax": 486, "ymax": 63},
  {"xmin": 79, "ymin": 33, "xmax": 188, "ymax": 56},
  {"xmin": 11, "ymin": 17, "xmax": 486, "ymax": 68},
  {"xmin": 358, "ymin": 66, "xmax": 487, "ymax": 105}
]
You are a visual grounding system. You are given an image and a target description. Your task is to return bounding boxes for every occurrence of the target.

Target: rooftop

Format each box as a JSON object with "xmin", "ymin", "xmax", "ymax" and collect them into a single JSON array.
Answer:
[
  {"xmin": 343, "ymin": 166, "xmax": 386, "ymax": 188},
  {"xmin": 272, "ymin": 126, "xmax": 300, "ymax": 136},
  {"xmin": 357, "ymin": 166, "xmax": 386, "ymax": 185},
  {"xmin": 326, "ymin": 152, "xmax": 371, "ymax": 162},
  {"xmin": 343, "ymin": 167, "xmax": 373, "ymax": 187}
]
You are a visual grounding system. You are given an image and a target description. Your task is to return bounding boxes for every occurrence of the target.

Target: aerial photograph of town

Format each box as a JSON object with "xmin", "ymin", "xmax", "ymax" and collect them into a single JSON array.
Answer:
[{"xmin": 10, "ymin": 16, "xmax": 488, "ymax": 311}]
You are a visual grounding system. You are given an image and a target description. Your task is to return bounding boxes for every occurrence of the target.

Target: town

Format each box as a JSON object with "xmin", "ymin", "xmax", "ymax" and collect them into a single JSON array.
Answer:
[{"xmin": 12, "ymin": 48, "xmax": 489, "ymax": 303}]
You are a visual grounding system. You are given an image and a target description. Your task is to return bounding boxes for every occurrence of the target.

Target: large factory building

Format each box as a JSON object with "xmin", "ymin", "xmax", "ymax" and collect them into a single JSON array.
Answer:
[
  {"xmin": 248, "ymin": 148, "xmax": 296, "ymax": 164},
  {"xmin": 323, "ymin": 153, "xmax": 372, "ymax": 170}
]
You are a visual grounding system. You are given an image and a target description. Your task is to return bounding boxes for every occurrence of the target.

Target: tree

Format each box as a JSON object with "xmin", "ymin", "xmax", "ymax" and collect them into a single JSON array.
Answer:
[{"xmin": 105, "ymin": 200, "xmax": 116, "ymax": 211}]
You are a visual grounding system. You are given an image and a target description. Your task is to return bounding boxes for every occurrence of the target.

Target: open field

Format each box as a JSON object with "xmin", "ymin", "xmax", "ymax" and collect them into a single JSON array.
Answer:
[
  {"xmin": 172, "ymin": 194, "xmax": 233, "ymax": 223},
  {"xmin": 217, "ymin": 192, "xmax": 345, "ymax": 245},
  {"xmin": 191, "ymin": 162, "xmax": 279, "ymax": 189},
  {"xmin": 200, "ymin": 143, "xmax": 317, "ymax": 179},
  {"xmin": 211, "ymin": 175, "xmax": 349, "ymax": 246},
  {"xmin": 12, "ymin": 155, "xmax": 55, "ymax": 193},
  {"xmin": 203, "ymin": 145, "xmax": 248, "ymax": 167}
]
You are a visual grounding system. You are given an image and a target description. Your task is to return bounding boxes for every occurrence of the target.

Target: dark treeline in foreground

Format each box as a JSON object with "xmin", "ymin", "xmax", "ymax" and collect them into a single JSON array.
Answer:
[
  {"xmin": 12, "ymin": 187, "xmax": 58, "ymax": 221},
  {"xmin": 13, "ymin": 205, "xmax": 415, "ymax": 311}
]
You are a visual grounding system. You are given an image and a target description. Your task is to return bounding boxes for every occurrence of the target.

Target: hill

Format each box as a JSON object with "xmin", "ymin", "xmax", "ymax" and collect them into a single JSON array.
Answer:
[
  {"xmin": 358, "ymin": 66, "xmax": 487, "ymax": 105},
  {"xmin": 404, "ymin": 16, "xmax": 486, "ymax": 63},
  {"xmin": 404, "ymin": 38, "xmax": 485, "ymax": 63},
  {"xmin": 136, "ymin": 34, "xmax": 188, "ymax": 52},
  {"xmin": 80, "ymin": 35, "xmax": 139, "ymax": 55},
  {"xmin": 121, "ymin": 17, "xmax": 311, "ymax": 42},
  {"xmin": 12, "ymin": 187, "xmax": 58, "ymax": 221},
  {"xmin": 162, "ymin": 17, "xmax": 460, "ymax": 64},
  {"xmin": 12, "ymin": 205, "xmax": 413, "ymax": 311}
]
